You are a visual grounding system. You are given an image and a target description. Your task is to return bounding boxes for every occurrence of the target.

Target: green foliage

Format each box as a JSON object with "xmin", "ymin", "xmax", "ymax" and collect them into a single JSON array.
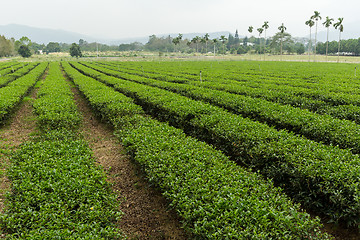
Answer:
[
  {"xmin": 14, "ymin": 36, "xmax": 32, "ymax": 51},
  {"xmin": 1, "ymin": 62, "xmax": 123, "ymax": 238},
  {"xmin": 80, "ymin": 61, "xmax": 360, "ymax": 155},
  {"xmin": 0, "ymin": 63, "xmax": 38, "ymax": 87},
  {"xmin": 0, "ymin": 35, "xmax": 14, "ymax": 57},
  {"xmin": 33, "ymin": 62, "xmax": 81, "ymax": 130},
  {"xmin": 69, "ymin": 43, "xmax": 82, "ymax": 58},
  {"xmin": 0, "ymin": 63, "xmax": 47, "ymax": 123},
  {"xmin": 18, "ymin": 45, "xmax": 32, "ymax": 58},
  {"xmin": 44, "ymin": 42, "xmax": 61, "ymax": 54},
  {"xmin": 118, "ymin": 42, "xmax": 143, "ymax": 51},
  {"xmin": 0, "ymin": 130, "xmax": 123, "ymax": 239},
  {"xmin": 62, "ymin": 61, "xmax": 330, "ymax": 239},
  {"xmin": 72, "ymin": 60, "xmax": 360, "ymax": 227}
]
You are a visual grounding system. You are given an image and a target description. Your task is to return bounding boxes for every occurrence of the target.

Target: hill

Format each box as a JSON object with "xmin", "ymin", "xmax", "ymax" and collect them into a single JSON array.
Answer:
[{"xmin": 0, "ymin": 24, "xmax": 234, "ymax": 45}]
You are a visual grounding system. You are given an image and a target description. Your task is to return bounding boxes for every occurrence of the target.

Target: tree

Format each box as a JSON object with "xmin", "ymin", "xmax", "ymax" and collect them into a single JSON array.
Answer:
[
  {"xmin": 18, "ymin": 45, "xmax": 32, "ymax": 58},
  {"xmin": 79, "ymin": 39, "xmax": 88, "ymax": 47},
  {"xmin": 278, "ymin": 23, "xmax": 287, "ymax": 60},
  {"xmin": 262, "ymin": 21, "xmax": 269, "ymax": 60},
  {"xmin": 270, "ymin": 32, "xmax": 293, "ymax": 53},
  {"xmin": 234, "ymin": 30, "xmax": 240, "ymax": 46},
  {"xmin": 334, "ymin": 17, "xmax": 344, "ymax": 62},
  {"xmin": 295, "ymin": 42, "xmax": 306, "ymax": 55},
  {"xmin": 200, "ymin": 37, "xmax": 206, "ymax": 53},
  {"xmin": 191, "ymin": 36, "xmax": 200, "ymax": 53},
  {"xmin": 172, "ymin": 33, "xmax": 182, "ymax": 52},
  {"xmin": 257, "ymin": 27, "xmax": 264, "ymax": 56},
  {"xmin": 31, "ymin": 42, "xmax": 45, "ymax": 54},
  {"xmin": 248, "ymin": 26, "xmax": 254, "ymax": 35},
  {"xmin": 70, "ymin": 43, "xmax": 82, "ymax": 57},
  {"xmin": 322, "ymin": 16, "xmax": 334, "ymax": 61},
  {"xmin": 212, "ymin": 38, "xmax": 218, "ymax": 56},
  {"xmin": 0, "ymin": 35, "xmax": 14, "ymax": 57},
  {"xmin": 44, "ymin": 42, "xmax": 61, "ymax": 54},
  {"xmin": 204, "ymin": 33, "xmax": 210, "ymax": 53},
  {"xmin": 305, "ymin": 19, "xmax": 315, "ymax": 62},
  {"xmin": 219, "ymin": 35, "xmax": 227, "ymax": 54},
  {"xmin": 15, "ymin": 36, "xmax": 32, "ymax": 51},
  {"xmin": 311, "ymin": 11, "xmax": 322, "ymax": 61}
]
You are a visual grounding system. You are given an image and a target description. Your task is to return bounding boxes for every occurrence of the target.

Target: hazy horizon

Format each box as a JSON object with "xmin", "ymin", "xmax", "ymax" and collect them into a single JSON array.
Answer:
[{"xmin": 2, "ymin": 0, "xmax": 359, "ymax": 40}]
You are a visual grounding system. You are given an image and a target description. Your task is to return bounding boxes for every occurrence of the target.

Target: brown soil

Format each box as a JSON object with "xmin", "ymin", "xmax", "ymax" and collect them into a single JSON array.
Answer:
[
  {"xmin": 0, "ymin": 83, "xmax": 40, "ymax": 240},
  {"xmin": 0, "ymin": 77, "xmax": 42, "ymax": 206},
  {"xmin": 68, "ymin": 80, "xmax": 188, "ymax": 239}
]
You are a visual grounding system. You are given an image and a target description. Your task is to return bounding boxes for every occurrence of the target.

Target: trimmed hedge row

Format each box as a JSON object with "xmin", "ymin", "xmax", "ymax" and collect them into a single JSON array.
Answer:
[
  {"xmin": 0, "ymin": 63, "xmax": 22, "ymax": 78},
  {"xmin": 100, "ymin": 60, "xmax": 360, "ymax": 96},
  {"xmin": 71, "ymin": 61, "xmax": 360, "ymax": 227},
  {"xmin": 75, "ymin": 62, "xmax": 360, "ymax": 155},
  {"xmin": 1, "ymin": 131, "xmax": 123, "ymax": 239},
  {"xmin": 86, "ymin": 61, "xmax": 360, "ymax": 125},
  {"xmin": 33, "ymin": 62, "xmax": 81, "ymax": 130},
  {"xmin": 62, "ymin": 61, "xmax": 331, "ymax": 239},
  {"xmin": 0, "ymin": 62, "xmax": 47, "ymax": 123},
  {"xmin": 0, "ymin": 63, "xmax": 38, "ymax": 87},
  {"xmin": 61, "ymin": 63, "xmax": 143, "ymax": 124},
  {"xmin": 0, "ymin": 62, "xmax": 123, "ymax": 239}
]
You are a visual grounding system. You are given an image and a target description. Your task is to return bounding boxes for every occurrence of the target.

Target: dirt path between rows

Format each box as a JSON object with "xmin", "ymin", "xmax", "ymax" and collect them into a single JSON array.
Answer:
[
  {"xmin": 0, "ymin": 78, "xmax": 41, "ymax": 239},
  {"xmin": 69, "ymin": 80, "xmax": 188, "ymax": 239}
]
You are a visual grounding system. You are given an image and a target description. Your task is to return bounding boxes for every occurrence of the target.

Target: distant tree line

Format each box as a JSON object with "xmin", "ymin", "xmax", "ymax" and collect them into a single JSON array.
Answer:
[
  {"xmin": 138, "ymin": 32, "xmax": 306, "ymax": 56},
  {"xmin": 316, "ymin": 39, "xmax": 360, "ymax": 56}
]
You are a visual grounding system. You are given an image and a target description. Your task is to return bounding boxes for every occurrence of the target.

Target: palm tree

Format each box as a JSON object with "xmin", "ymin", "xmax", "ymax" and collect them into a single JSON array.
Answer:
[
  {"xmin": 311, "ymin": 11, "xmax": 322, "ymax": 61},
  {"xmin": 334, "ymin": 17, "xmax": 344, "ymax": 63},
  {"xmin": 204, "ymin": 33, "xmax": 210, "ymax": 53},
  {"xmin": 248, "ymin": 26, "xmax": 254, "ymax": 59},
  {"xmin": 305, "ymin": 19, "xmax": 315, "ymax": 62},
  {"xmin": 172, "ymin": 33, "xmax": 182, "ymax": 53},
  {"xmin": 322, "ymin": 17, "xmax": 334, "ymax": 61},
  {"xmin": 212, "ymin": 38, "xmax": 218, "ymax": 56},
  {"xmin": 200, "ymin": 37, "xmax": 206, "ymax": 53},
  {"xmin": 257, "ymin": 27, "xmax": 264, "ymax": 58},
  {"xmin": 278, "ymin": 23, "xmax": 287, "ymax": 61},
  {"xmin": 191, "ymin": 36, "xmax": 200, "ymax": 53},
  {"xmin": 262, "ymin": 21, "xmax": 269, "ymax": 60},
  {"xmin": 220, "ymin": 35, "xmax": 227, "ymax": 54}
]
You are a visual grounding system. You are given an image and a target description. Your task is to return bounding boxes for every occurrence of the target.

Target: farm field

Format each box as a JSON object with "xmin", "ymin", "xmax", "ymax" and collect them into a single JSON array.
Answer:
[{"xmin": 1, "ymin": 59, "xmax": 360, "ymax": 239}]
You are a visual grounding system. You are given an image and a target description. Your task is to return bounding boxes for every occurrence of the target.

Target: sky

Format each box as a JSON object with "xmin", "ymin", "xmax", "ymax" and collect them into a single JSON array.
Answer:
[{"xmin": 1, "ymin": 0, "xmax": 359, "ymax": 40}]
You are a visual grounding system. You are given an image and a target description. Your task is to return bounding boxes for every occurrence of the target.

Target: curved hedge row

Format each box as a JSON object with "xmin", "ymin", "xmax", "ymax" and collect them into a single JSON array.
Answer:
[
  {"xmin": 70, "ymin": 61, "xmax": 360, "ymax": 227},
  {"xmin": 76, "ymin": 62, "xmax": 360, "ymax": 155},
  {"xmin": 0, "ymin": 62, "xmax": 123, "ymax": 239},
  {"xmin": 0, "ymin": 62, "xmax": 47, "ymax": 123},
  {"xmin": 0, "ymin": 63, "xmax": 38, "ymax": 88},
  {"xmin": 86, "ymin": 61, "xmax": 360, "ymax": 125},
  {"xmin": 62, "ymin": 61, "xmax": 331, "ymax": 239},
  {"xmin": 100, "ymin": 60, "xmax": 360, "ymax": 96},
  {"xmin": 0, "ymin": 62, "xmax": 22, "ymax": 78}
]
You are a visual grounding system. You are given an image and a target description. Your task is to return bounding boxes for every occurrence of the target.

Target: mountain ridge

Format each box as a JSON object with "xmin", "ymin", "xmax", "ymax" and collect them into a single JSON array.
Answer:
[
  {"xmin": 0, "ymin": 24, "xmax": 233, "ymax": 45},
  {"xmin": 1, "ymin": 23, "xmax": 359, "ymax": 46}
]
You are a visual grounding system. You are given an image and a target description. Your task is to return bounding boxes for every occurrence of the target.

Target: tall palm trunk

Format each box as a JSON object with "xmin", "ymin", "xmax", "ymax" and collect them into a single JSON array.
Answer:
[
  {"xmin": 308, "ymin": 28, "xmax": 312, "ymax": 62},
  {"xmin": 326, "ymin": 27, "xmax": 330, "ymax": 61},
  {"xmin": 263, "ymin": 32, "xmax": 266, "ymax": 61},
  {"xmin": 280, "ymin": 37, "xmax": 283, "ymax": 61},
  {"xmin": 314, "ymin": 21, "xmax": 318, "ymax": 62},
  {"xmin": 337, "ymin": 31, "xmax": 341, "ymax": 63}
]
